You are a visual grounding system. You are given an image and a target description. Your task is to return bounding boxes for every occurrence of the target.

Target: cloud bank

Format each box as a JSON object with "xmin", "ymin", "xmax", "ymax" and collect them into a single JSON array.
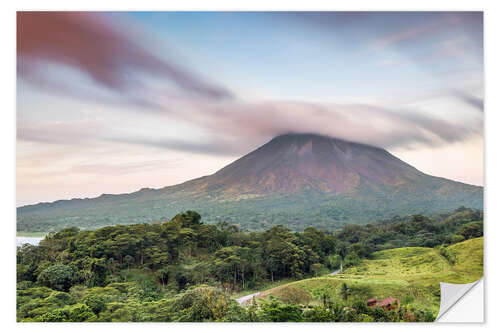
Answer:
[{"xmin": 16, "ymin": 12, "xmax": 484, "ymax": 183}]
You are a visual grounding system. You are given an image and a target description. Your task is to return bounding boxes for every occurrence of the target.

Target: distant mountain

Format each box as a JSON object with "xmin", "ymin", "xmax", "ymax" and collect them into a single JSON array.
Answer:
[{"xmin": 17, "ymin": 133, "xmax": 483, "ymax": 232}]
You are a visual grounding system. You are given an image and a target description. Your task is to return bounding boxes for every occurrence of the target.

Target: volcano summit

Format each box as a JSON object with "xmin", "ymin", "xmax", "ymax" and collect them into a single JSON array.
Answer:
[{"xmin": 17, "ymin": 134, "xmax": 483, "ymax": 232}]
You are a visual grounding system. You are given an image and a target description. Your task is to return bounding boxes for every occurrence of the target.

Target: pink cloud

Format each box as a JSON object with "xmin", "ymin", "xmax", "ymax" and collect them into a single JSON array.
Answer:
[{"xmin": 17, "ymin": 12, "xmax": 233, "ymax": 100}]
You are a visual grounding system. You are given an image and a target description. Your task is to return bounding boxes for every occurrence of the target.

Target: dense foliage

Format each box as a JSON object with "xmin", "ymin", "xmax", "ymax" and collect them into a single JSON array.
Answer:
[
  {"xmin": 17, "ymin": 282, "xmax": 435, "ymax": 322},
  {"xmin": 17, "ymin": 207, "xmax": 482, "ymax": 322}
]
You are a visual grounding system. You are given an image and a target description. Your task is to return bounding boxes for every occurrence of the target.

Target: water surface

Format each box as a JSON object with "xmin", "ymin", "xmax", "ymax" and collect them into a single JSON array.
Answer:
[{"xmin": 16, "ymin": 237, "xmax": 43, "ymax": 246}]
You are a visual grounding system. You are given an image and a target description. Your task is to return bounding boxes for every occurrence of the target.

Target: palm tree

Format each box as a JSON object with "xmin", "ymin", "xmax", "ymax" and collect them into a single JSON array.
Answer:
[
  {"xmin": 338, "ymin": 244, "xmax": 347, "ymax": 272},
  {"xmin": 340, "ymin": 282, "xmax": 350, "ymax": 301}
]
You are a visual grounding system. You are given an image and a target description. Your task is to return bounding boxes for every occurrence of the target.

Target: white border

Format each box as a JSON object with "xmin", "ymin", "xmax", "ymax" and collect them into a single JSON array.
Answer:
[{"xmin": 2, "ymin": 0, "xmax": 499, "ymax": 332}]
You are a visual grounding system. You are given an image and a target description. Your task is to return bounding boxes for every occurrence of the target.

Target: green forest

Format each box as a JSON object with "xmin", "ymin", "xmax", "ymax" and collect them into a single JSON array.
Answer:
[{"xmin": 17, "ymin": 207, "xmax": 483, "ymax": 322}]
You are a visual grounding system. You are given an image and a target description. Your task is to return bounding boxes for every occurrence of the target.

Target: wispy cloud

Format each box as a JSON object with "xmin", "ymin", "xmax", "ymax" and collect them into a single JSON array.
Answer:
[
  {"xmin": 452, "ymin": 91, "xmax": 484, "ymax": 112},
  {"xmin": 17, "ymin": 96, "xmax": 483, "ymax": 158},
  {"xmin": 70, "ymin": 160, "xmax": 181, "ymax": 175},
  {"xmin": 370, "ymin": 13, "xmax": 476, "ymax": 50},
  {"xmin": 106, "ymin": 136, "xmax": 246, "ymax": 157},
  {"xmin": 186, "ymin": 100, "xmax": 482, "ymax": 151},
  {"xmin": 17, "ymin": 119, "xmax": 105, "ymax": 145},
  {"xmin": 372, "ymin": 23, "xmax": 437, "ymax": 50},
  {"xmin": 17, "ymin": 12, "xmax": 233, "ymax": 103}
]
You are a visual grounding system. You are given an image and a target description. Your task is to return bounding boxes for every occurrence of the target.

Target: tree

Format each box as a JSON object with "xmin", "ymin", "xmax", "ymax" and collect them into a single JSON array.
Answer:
[
  {"xmin": 78, "ymin": 257, "xmax": 108, "ymax": 287},
  {"xmin": 83, "ymin": 294, "xmax": 107, "ymax": 315},
  {"xmin": 212, "ymin": 246, "xmax": 242, "ymax": 291},
  {"xmin": 344, "ymin": 252, "xmax": 361, "ymax": 267},
  {"xmin": 310, "ymin": 263, "xmax": 323, "ymax": 277},
  {"xmin": 338, "ymin": 243, "xmax": 347, "ymax": 272},
  {"xmin": 171, "ymin": 211, "xmax": 202, "ymax": 229},
  {"xmin": 174, "ymin": 268, "xmax": 190, "ymax": 290},
  {"xmin": 145, "ymin": 245, "xmax": 170, "ymax": 269},
  {"xmin": 264, "ymin": 227, "xmax": 306, "ymax": 281},
  {"xmin": 328, "ymin": 254, "xmax": 342, "ymax": 270},
  {"xmin": 17, "ymin": 243, "xmax": 41, "ymax": 282},
  {"xmin": 459, "ymin": 222, "xmax": 483, "ymax": 240},
  {"xmin": 124, "ymin": 255, "xmax": 134, "ymax": 270},
  {"xmin": 37, "ymin": 264, "xmax": 74, "ymax": 291},
  {"xmin": 170, "ymin": 285, "xmax": 232, "ymax": 321},
  {"xmin": 339, "ymin": 283, "xmax": 350, "ymax": 301},
  {"xmin": 157, "ymin": 267, "xmax": 170, "ymax": 286},
  {"xmin": 237, "ymin": 247, "xmax": 251, "ymax": 289}
]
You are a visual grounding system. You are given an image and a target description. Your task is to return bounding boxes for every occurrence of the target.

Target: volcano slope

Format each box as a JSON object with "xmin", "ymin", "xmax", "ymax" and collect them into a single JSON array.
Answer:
[{"xmin": 17, "ymin": 134, "xmax": 483, "ymax": 232}]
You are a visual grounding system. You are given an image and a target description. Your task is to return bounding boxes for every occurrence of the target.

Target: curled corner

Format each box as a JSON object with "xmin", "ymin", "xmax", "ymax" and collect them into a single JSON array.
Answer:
[{"xmin": 436, "ymin": 278, "xmax": 483, "ymax": 321}]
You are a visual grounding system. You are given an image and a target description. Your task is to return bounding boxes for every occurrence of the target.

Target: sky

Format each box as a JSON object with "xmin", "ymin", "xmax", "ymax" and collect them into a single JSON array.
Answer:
[{"xmin": 16, "ymin": 11, "xmax": 484, "ymax": 206}]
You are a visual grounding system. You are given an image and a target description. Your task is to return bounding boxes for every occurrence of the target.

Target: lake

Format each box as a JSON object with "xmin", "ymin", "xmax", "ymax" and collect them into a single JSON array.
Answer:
[{"xmin": 17, "ymin": 237, "xmax": 43, "ymax": 246}]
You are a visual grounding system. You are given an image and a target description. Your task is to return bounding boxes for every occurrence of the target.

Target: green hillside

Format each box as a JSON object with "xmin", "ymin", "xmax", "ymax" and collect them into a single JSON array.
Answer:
[{"xmin": 255, "ymin": 237, "xmax": 483, "ymax": 315}]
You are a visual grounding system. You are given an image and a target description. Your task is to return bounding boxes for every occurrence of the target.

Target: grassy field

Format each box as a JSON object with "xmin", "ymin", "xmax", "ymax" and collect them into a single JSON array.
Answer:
[
  {"xmin": 231, "ymin": 277, "xmax": 301, "ymax": 299},
  {"xmin": 254, "ymin": 237, "xmax": 483, "ymax": 315}
]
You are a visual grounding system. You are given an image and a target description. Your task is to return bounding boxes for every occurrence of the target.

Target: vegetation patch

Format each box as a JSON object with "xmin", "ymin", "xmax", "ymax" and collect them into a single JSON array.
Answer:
[
  {"xmin": 16, "ymin": 208, "xmax": 483, "ymax": 322},
  {"xmin": 254, "ymin": 237, "xmax": 483, "ymax": 315}
]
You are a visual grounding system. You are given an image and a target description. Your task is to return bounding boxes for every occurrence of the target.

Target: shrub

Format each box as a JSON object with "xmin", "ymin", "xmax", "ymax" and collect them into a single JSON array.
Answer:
[
  {"xmin": 258, "ymin": 298, "xmax": 303, "ymax": 322},
  {"xmin": 83, "ymin": 294, "xmax": 107, "ymax": 314},
  {"xmin": 303, "ymin": 305, "xmax": 335, "ymax": 322}
]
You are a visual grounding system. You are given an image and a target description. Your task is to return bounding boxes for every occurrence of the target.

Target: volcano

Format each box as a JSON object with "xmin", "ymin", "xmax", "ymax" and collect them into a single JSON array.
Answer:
[
  {"xmin": 17, "ymin": 134, "xmax": 483, "ymax": 232},
  {"xmin": 194, "ymin": 133, "xmax": 427, "ymax": 196}
]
